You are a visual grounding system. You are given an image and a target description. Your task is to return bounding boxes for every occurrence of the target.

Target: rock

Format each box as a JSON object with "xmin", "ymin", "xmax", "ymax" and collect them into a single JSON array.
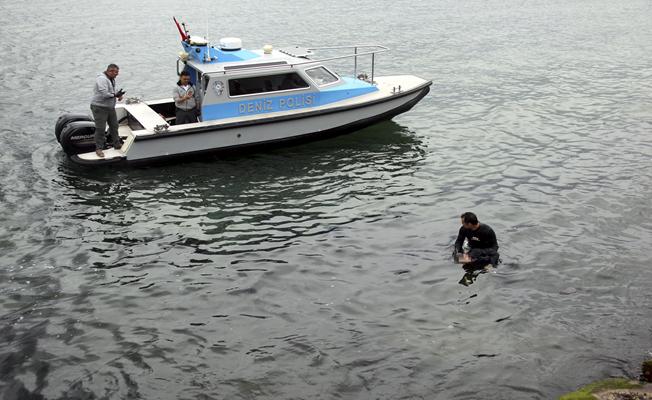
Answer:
[
  {"xmin": 560, "ymin": 361, "xmax": 652, "ymax": 399},
  {"xmin": 559, "ymin": 378, "xmax": 643, "ymax": 400},
  {"xmin": 594, "ymin": 388, "xmax": 652, "ymax": 399},
  {"xmin": 642, "ymin": 359, "xmax": 652, "ymax": 383}
]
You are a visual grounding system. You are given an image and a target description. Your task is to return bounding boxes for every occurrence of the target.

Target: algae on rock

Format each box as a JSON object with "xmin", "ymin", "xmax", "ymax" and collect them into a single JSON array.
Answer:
[{"xmin": 559, "ymin": 378, "xmax": 642, "ymax": 400}]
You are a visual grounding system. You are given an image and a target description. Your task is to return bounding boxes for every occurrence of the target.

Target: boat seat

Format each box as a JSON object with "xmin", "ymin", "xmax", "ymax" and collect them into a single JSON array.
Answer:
[{"xmin": 123, "ymin": 102, "xmax": 169, "ymax": 131}]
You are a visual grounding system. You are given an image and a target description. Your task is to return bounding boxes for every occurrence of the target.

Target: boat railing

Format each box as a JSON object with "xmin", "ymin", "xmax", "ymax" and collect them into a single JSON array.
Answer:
[
  {"xmin": 301, "ymin": 45, "xmax": 389, "ymax": 83},
  {"xmin": 205, "ymin": 44, "xmax": 389, "ymax": 83}
]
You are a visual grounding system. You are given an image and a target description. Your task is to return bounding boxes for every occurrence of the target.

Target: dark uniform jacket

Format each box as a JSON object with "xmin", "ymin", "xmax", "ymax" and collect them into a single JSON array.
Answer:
[{"xmin": 454, "ymin": 223, "xmax": 499, "ymax": 253}]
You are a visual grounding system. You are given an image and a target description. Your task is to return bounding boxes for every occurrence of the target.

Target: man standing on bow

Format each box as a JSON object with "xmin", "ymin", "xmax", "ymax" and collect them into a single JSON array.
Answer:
[
  {"xmin": 454, "ymin": 212, "xmax": 500, "ymax": 269},
  {"xmin": 90, "ymin": 63, "xmax": 125, "ymax": 158}
]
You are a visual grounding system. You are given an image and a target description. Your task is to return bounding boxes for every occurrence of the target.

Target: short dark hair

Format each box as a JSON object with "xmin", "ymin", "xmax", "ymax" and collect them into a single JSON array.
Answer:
[
  {"xmin": 179, "ymin": 70, "xmax": 191, "ymax": 77},
  {"xmin": 107, "ymin": 63, "xmax": 119, "ymax": 70},
  {"xmin": 461, "ymin": 212, "xmax": 478, "ymax": 225}
]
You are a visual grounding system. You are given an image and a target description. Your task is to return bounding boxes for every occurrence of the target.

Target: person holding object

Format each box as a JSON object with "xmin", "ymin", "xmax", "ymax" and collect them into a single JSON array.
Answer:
[
  {"xmin": 454, "ymin": 212, "xmax": 500, "ymax": 269},
  {"xmin": 90, "ymin": 63, "xmax": 125, "ymax": 158},
  {"xmin": 173, "ymin": 71, "xmax": 201, "ymax": 124}
]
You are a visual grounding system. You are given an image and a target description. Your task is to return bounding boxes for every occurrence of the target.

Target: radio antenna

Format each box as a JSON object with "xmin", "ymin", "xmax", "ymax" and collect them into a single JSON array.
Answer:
[
  {"xmin": 205, "ymin": 1, "xmax": 209, "ymax": 39},
  {"xmin": 205, "ymin": 8, "xmax": 211, "ymax": 61}
]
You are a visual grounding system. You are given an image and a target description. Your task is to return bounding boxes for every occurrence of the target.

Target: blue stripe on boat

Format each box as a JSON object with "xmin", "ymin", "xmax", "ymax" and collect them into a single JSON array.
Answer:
[{"xmin": 201, "ymin": 77, "xmax": 378, "ymax": 120}]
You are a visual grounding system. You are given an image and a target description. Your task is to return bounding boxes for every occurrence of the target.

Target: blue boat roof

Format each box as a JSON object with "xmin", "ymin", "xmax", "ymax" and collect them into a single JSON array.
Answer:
[
  {"xmin": 182, "ymin": 40, "xmax": 314, "ymax": 76},
  {"xmin": 181, "ymin": 41, "xmax": 259, "ymax": 64}
]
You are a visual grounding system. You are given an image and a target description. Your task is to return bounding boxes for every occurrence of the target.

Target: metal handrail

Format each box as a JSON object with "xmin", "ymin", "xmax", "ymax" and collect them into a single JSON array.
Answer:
[
  {"xmin": 306, "ymin": 45, "xmax": 389, "ymax": 51},
  {"xmin": 204, "ymin": 44, "xmax": 389, "ymax": 82},
  {"xmin": 295, "ymin": 45, "xmax": 388, "ymax": 83}
]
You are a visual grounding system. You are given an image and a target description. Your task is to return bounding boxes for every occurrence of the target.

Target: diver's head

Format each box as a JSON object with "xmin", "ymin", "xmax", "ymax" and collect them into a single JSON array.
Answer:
[{"xmin": 460, "ymin": 212, "xmax": 479, "ymax": 230}]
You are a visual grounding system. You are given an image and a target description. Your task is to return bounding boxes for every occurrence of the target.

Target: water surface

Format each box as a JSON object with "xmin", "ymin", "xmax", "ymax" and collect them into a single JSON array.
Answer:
[{"xmin": 1, "ymin": 0, "xmax": 652, "ymax": 398}]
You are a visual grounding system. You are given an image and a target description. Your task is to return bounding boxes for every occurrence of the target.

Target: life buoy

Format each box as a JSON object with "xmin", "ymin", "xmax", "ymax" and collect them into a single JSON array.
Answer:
[{"xmin": 55, "ymin": 113, "xmax": 93, "ymax": 143}]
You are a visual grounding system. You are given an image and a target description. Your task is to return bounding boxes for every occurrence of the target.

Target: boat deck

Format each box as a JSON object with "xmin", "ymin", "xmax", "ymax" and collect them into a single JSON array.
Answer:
[{"xmin": 124, "ymin": 102, "xmax": 169, "ymax": 131}]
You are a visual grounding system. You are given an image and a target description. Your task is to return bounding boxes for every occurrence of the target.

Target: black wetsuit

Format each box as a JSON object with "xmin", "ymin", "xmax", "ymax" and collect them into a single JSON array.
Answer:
[{"xmin": 454, "ymin": 223, "xmax": 500, "ymax": 268}]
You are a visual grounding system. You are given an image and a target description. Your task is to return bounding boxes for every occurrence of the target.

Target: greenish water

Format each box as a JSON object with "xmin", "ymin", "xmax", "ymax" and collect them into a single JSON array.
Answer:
[{"xmin": 1, "ymin": 0, "xmax": 652, "ymax": 399}]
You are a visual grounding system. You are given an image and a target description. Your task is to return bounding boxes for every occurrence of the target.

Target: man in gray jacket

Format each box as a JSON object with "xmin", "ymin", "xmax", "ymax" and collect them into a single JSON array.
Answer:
[
  {"xmin": 90, "ymin": 64, "xmax": 125, "ymax": 158},
  {"xmin": 173, "ymin": 71, "xmax": 201, "ymax": 124}
]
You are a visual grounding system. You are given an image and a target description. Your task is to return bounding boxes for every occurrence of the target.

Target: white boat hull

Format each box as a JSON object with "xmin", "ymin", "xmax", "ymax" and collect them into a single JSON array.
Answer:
[{"xmin": 71, "ymin": 76, "xmax": 431, "ymax": 165}]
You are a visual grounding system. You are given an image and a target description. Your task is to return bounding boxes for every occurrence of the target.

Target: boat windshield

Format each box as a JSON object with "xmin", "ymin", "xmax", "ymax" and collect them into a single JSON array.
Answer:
[{"xmin": 305, "ymin": 67, "xmax": 339, "ymax": 86}]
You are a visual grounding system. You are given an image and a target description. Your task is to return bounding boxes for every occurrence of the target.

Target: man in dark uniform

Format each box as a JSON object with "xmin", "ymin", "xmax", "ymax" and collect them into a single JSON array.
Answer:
[{"xmin": 454, "ymin": 212, "xmax": 500, "ymax": 269}]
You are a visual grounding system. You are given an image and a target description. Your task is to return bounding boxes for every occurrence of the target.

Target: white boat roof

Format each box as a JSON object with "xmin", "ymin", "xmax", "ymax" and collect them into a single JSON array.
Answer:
[{"xmin": 186, "ymin": 48, "xmax": 315, "ymax": 75}]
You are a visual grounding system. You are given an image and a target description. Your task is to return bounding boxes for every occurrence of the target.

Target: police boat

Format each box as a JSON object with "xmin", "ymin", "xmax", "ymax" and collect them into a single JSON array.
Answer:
[{"xmin": 55, "ymin": 18, "xmax": 432, "ymax": 166}]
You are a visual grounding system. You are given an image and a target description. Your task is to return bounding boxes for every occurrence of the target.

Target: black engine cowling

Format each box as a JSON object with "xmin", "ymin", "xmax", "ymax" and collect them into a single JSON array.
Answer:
[
  {"xmin": 55, "ymin": 113, "xmax": 93, "ymax": 143},
  {"xmin": 59, "ymin": 121, "xmax": 97, "ymax": 156}
]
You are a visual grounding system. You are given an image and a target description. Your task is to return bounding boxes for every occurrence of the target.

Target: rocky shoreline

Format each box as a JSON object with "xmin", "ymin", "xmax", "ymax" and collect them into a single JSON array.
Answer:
[{"xmin": 559, "ymin": 359, "xmax": 652, "ymax": 399}]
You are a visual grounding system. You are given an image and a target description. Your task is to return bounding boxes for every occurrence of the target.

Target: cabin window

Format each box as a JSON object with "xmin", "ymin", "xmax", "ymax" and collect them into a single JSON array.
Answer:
[
  {"xmin": 228, "ymin": 73, "xmax": 309, "ymax": 96},
  {"xmin": 202, "ymin": 74, "xmax": 210, "ymax": 93},
  {"xmin": 305, "ymin": 67, "xmax": 339, "ymax": 86}
]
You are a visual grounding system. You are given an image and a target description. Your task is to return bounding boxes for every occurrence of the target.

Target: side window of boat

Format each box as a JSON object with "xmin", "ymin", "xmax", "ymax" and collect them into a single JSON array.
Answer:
[
  {"xmin": 202, "ymin": 74, "xmax": 210, "ymax": 93},
  {"xmin": 228, "ymin": 73, "xmax": 309, "ymax": 97},
  {"xmin": 305, "ymin": 67, "xmax": 339, "ymax": 86}
]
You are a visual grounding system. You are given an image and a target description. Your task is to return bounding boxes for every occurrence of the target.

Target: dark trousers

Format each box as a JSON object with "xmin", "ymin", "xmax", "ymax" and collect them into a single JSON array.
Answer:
[
  {"xmin": 466, "ymin": 248, "xmax": 500, "ymax": 269},
  {"xmin": 175, "ymin": 108, "xmax": 197, "ymax": 125},
  {"xmin": 91, "ymin": 104, "xmax": 120, "ymax": 150}
]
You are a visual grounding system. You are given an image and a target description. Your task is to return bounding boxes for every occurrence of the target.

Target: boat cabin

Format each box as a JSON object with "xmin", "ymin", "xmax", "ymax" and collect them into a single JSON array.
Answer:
[{"xmin": 147, "ymin": 36, "xmax": 381, "ymax": 125}]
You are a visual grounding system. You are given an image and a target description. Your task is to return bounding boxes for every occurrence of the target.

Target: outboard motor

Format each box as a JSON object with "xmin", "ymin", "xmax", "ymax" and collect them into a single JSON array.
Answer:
[
  {"xmin": 56, "ymin": 113, "xmax": 115, "ymax": 155},
  {"xmin": 55, "ymin": 113, "xmax": 93, "ymax": 142},
  {"xmin": 59, "ymin": 121, "xmax": 97, "ymax": 156}
]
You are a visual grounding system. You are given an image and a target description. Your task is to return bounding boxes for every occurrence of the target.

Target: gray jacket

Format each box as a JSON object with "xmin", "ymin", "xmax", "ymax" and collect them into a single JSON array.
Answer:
[
  {"xmin": 91, "ymin": 73, "xmax": 118, "ymax": 108},
  {"xmin": 173, "ymin": 84, "xmax": 201, "ymax": 111}
]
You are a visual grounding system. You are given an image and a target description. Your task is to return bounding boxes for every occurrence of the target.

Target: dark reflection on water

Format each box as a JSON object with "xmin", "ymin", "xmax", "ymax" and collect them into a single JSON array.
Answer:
[
  {"xmin": 457, "ymin": 264, "xmax": 495, "ymax": 287},
  {"xmin": 52, "ymin": 121, "xmax": 425, "ymax": 261},
  {"xmin": 2, "ymin": 0, "xmax": 652, "ymax": 399}
]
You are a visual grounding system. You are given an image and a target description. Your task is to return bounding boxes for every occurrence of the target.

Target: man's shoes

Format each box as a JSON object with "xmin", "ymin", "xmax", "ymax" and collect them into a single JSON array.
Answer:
[
  {"xmin": 95, "ymin": 149, "xmax": 105, "ymax": 158},
  {"xmin": 113, "ymin": 140, "xmax": 124, "ymax": 149}
]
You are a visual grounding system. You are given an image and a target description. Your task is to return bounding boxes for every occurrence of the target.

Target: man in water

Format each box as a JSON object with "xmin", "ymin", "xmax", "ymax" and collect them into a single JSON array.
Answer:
[
  {"xmin": 173, "ymin": 71, "xmax": 201, "ymax": 124},
  {"xmin": 454, "ymin": 212, "xmax": 500, "ymax": 269},
  {"xmin": 90, "ymin": 64, "xmax": 125, "ymax": 158}
]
